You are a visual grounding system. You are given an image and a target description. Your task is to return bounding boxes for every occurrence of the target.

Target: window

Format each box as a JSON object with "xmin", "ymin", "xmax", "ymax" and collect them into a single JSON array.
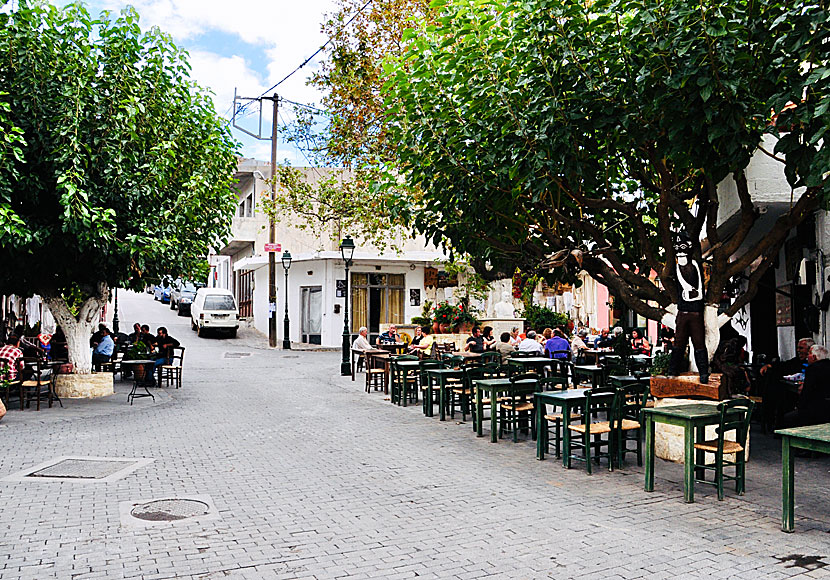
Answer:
[
  {"xmin": 351, "ymin": 273, "xmax": 405, "ymax": 333},
  {"xmin": 204, "ymin": 295, "xmax": 236, "ymax": 311},
  {"xmin": 237, "ymin": 193, "xmax": 254, "ymax": 217}
]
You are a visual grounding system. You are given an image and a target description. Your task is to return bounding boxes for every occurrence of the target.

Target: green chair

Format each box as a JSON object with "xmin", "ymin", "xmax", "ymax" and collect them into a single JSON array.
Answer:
[
  {"xmin": 566, "ymin": 387, "xmax": 615, "ymax": 474},
  {"xmin": 498, "ymin": 373, "xmax": 539, "ymax": 443},
  {"xmin": 610, "ymin": 382, "xmax": 647, "ymax": 468},
  {"xmin": 390, "ymin": 359, "xmax": 418, "ymax": 406},
  {"xmin": 479, "ymin": 351, "xmax": 501, "ymax": 365},
  {"xmin": 692, "ymin": 399, "xmax": 754, "ymax": 500},
  {"xmin": 418, "ymin": 359, "xmax": 443, "ymax": 415},
  {"xmin": 539, "ymin": 374, "xmax": 578, "ymax": 459}
]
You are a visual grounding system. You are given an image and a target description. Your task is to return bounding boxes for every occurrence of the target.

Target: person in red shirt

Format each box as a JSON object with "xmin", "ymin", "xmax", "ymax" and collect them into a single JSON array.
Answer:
[{"xmin": 0, "ymin": 335, "xmax": 25, "ymax": 381}]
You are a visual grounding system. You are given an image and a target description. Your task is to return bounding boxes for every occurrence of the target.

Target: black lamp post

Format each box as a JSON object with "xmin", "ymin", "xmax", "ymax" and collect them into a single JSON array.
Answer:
[
  {"xmin": 281, "ymin": 250, "xmax": 292, "ymax": 350},
  {"xmin": 112, "ymin": 287, "xmax": 120, "ymax": 334},
  {"xmin": 340, "ymin": 236, "xmax": 356, "ymax": 376}
]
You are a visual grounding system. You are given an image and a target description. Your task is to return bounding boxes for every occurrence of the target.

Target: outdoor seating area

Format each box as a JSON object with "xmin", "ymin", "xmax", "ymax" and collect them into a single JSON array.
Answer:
[{"xmin": 352, "ymin": 342, "xmax": 830, "ymax": 533}]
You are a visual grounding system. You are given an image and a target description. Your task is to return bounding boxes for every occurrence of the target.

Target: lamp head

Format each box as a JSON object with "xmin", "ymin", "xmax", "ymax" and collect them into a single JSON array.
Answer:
[
  {"xmin": 281, "ymin": 250, "xmax": 292, "ymax": 271},
  {"xmin": 339, "ymin": 236, "xmax": 356, "ymax": 264}
]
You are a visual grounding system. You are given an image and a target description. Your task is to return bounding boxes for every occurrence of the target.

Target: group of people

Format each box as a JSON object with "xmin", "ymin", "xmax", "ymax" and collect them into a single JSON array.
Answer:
[{"xmin": 90, "ymin": 322, "xmax": 180, "ymax": 374}]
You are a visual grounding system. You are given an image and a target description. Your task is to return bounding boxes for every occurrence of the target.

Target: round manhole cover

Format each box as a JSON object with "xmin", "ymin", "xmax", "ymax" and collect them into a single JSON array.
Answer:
[{"xmin": 131, "ymin": 499, "xmax": 210, "ymax": 522}]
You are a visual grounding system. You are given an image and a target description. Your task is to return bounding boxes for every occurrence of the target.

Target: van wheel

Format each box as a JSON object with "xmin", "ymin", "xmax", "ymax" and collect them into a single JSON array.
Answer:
[{"xmin": 197, "ymin": 325, "xmax": 204, "ymax": 337}]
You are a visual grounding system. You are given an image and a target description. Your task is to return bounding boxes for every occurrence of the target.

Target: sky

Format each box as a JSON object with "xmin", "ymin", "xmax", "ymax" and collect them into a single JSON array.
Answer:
[{"xmin": 55, "ymin": 0, "xmax": 340, "ymax": 164}]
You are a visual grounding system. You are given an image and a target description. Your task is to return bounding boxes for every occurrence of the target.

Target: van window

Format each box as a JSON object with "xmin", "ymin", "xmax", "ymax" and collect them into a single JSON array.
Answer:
[{"xmin": 204, "ymin": 295, "xmax": 236, "ymax": 311}]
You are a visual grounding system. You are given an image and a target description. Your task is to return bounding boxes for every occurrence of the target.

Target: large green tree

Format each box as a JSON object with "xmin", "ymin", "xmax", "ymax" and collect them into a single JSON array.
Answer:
[
  {"xmin": 385, "ymin": 0, "xmax": 830, "ymax": 350},
  {"xmin": 0, "ymin": 2, "xmax": 238, "ymax": 372}
]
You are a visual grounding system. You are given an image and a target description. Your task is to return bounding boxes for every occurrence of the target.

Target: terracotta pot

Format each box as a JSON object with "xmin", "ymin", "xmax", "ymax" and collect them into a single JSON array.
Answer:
[
  {"xmin": 133, "ymin": 363, "xmax": 147, "ymax": 381},
  {"xmin": 58, "ymin": 363, "xmax": 74, "ymax": 374},
  {"xmin": 432, "ymin": 322, "xmax": 441, "ymax": 333},
  {"xmin": 439, "ymin": 323, "xmax": 451, "ymax": 334},
  {"xmin": 455, "ymin": 322, "xmax": 473, "ymax": 334}
]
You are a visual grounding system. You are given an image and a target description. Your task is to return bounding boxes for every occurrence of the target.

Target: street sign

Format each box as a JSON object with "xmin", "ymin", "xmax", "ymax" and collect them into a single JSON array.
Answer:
[{"xmin": 264, "ymin": 243, "xmax": 282, "ymax": 252}]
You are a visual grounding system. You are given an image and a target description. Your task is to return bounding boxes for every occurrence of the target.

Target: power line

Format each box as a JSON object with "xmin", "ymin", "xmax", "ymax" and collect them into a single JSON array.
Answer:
[
  {"xmin": 281, "ymin": 97, "xmax": 328, "ymax": 115},
  {"xmin": 254, "ymin": 0, "xmax": 374, "ymax": 99}
]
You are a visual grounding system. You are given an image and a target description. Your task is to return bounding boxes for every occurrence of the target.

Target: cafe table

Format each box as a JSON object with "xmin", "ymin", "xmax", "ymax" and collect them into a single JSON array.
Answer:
[
  {"xmin": 122, "ymin": 360, "xmax": 156, "ymax": 405},
  {"xmin": 390, "ymin": 359, "xmax": 422, "ymax": 405},
  {"xmin": 352, "ymin": 348, "xmax": 385, "ymax": 381},
  {"xmin": 775, "ymin": 423, "xmax": 830, "ymax": 532},
  {"xmin": 507, "ymin": 356, "xmax": 552, "ymax": 375},
  {"xmin": 643, "ymin": 403, "xmax": 740, "ymax": 503},
  {"xmin": 378, "ymin": 342, "xmax": 406, "ymax": 354},
  {"xmin": 534, "ymin": 388, "xmax": 613, "ymax": 466},
  {"xmin": 582, "ymin": 349, "xmax": 612, "ymax": 364},
  {"xmin": 425, "ymin": 368, "xmax": 465, "ymax": 420},
  {"xmin": 475, "ymin": 377, "xmax": 538, "ymax": 443},
  {"xmin": 608, "ymin": 374, "xmax": 650, "ymax": 388},
  {"xmin": 574, "ymin": 364, "xmax": 604, "ymax": 388}
]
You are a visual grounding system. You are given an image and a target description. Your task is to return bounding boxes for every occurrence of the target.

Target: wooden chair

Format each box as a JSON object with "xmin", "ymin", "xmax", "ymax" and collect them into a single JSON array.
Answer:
[
  {"xmin": 479, "ymin": 351, "xmax": 500, "ymax": 365},
  {"xmin": 693, "ymin": 399, "xmax": 754, "ymax": 500},
  {"xmin": 159, "ymin": 346, "xmax": 185, "ymax": 388},
  {"xmin": 611, "ymin": 382, "xmax": 647, "ymax": 467},
  {"xmin": 539, "ymin": 375, "xmax": 580, "ymax": 458},
  {"xmin": 566, "ymin": 387, "xmax": 615, "ymax": 473},
  {"xmin": 365, "ymin": 353, "xmax": 387, "ymax": 394},
  {"xmin": 389, "ymin": 357, "xmax": 418, "ymax": 404},
  {"xmin": 499, "ymin": 373, "xmax": 539, "ymax": 443},
  {"xmin": 418, "ymin": 359, "xmax": 443, "ymax": 414},
  {"xmin": 21, "ymin": 357, "xmax": 56, "ymax": 411}
]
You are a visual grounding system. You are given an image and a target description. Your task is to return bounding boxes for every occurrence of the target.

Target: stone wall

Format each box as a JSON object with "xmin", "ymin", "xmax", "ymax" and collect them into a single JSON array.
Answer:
[{"xmin": 55, "ymin": 373, "xmax": 114, "ymax": 399}]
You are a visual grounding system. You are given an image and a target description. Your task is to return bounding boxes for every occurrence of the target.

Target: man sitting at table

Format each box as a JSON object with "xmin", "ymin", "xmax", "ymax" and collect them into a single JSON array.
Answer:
[
  {"xmin": 571, "ymin": 329, "xmax": 589, "ymax": 359},
  {"xmin": 0, "ymin": 335, "xmax": 25, "ymax": 383},
  {"xmin": 495, "ymin": 332, "xmax": 516, "ymax": 362},
  {"xmin": 92, "ymin": 327, "xmax": 114, "ymax": 371},
  {"xmin": 545, "ymin": 328, "xmax": 570, "ymax": 359},
  {"xmin": 352, "ymin": 327, "xmax": 372, "ymax": 352},
  {"xmin": 594, "ymin": 328, "xmax": 614, "ymax": 348},
  {"xmin": 761, "ymin": 337, "xmax": 813, "ymax": 429},
  {"xmin": 153, "ymin": 327, "xmax": 180, "ymax": 372},
  {"xmin": 780, "ymin": 344, "xmax": 830, "ymax": 427},
  {"xmin": 376, "ymin": 325, "xmax": 400, "ymax": 346},
  {"xmin": 518, "ymin": 330, "xmax": 544, "ymax": 354},
  {"xmin": 464, "ymin": 326, "xmax": 485, "ymax": 353}
]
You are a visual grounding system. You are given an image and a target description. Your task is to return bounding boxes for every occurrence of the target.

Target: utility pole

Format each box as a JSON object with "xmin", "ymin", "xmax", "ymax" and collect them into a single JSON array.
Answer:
[
  {"xmin": 232, "ymin": 89, "xmax": 280, "ymax": 348},
  {"xmin": 268, "ymin": 94, "xmax": 278, "ymax": 348}
]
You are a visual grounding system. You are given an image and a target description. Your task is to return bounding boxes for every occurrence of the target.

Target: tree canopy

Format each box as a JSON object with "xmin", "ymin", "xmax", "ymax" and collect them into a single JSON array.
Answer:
[
  {"xmin": 0, "ymin": 1, "xmax": 238, "ymax": 371},
  {"xmin": 384, "ymin": 0, "xmax": 830, "ymax": 325}
]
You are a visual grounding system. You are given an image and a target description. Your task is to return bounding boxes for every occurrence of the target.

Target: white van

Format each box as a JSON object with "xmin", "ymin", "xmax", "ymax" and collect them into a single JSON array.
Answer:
[{"xmin": 191, "ymin": 288, "xmax": 239, "ymax": 337}]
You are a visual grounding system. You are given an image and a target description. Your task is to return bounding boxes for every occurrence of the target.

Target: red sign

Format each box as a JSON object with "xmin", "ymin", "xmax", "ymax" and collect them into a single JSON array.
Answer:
[{"xmin": 264, "ymin": 243, "xmax": 282, "ymax": 252}]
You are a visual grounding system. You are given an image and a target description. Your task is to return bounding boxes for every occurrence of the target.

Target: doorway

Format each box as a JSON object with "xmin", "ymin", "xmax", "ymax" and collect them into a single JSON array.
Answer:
[{"xmin": 301, "ymin": 286, "xmax": 322, "ymax": 344}]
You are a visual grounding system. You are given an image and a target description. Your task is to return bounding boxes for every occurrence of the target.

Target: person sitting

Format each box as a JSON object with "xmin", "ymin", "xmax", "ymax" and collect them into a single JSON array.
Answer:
[
  {"xmin": 711, "ymin": 336, "xmax": 749, "ymax": 396},
  {"xmin": 128, "ymin": 323, "xmax": 142, "ymax": 344},
  {"xmin": 545, "ymin": 328, "xmax": 570, "ymax": 359},
  {"xmin": 92, "ymin": 327, "xmax": 114, "ymax": 371},
  {"xmin": 90, "ymin": 323, "xmax": 107, "ymax": 349},
  {"xmin": 408, "ymin": 326, "xmax": 425, "ymax": 350},
  {"xmin": 518, "ymin": 330, "xmax": 544, "ymax": 355},
  {"xmin": 761, "ymin": 338, "xmax": 813, "ymax": 429},
  {"xmin": 508, "ymin": 326, "xmax": 522, "ymax": 347},
  {"xmin": 780, "ymin": 344, "xmax": 830, "ymax": 427},
  {"xmin": 140, "ymin": 324, "xmax": 156, "ymax": 349},
  {"xmin": 153, "ymin": 327, "xmax": 180, "ymax": 372},
  {"xmin": 352, "ymin": 327, "xmax": 372, "ymax": 352},
  {"xmin": 376, "ymin": 325, "xmax": 400, "ymax": 346},
  {"xmin": 495, "ymin": 332, "xmax": 517, "ymax": 362},
  {"xmin": 409, "ymin": 326, "xmax": 434, "ymax": 355},
  {"xmin": 464, "ymin": 326, "xmax": 485, "ymax": 353},
  {"xmin": 0, "ymin": 335, "xmax": 25, "ymax": 383},
  {"xmin": 571, "ymin": 329, "xmax": 589, "ymax": 359},
  {"xmin": 594, "ymin": 328, "xmax": 614, "ymax": 348},
  {"xmin": 481, "ymin": 326, "xmax": 496, "ymax": 350},
  {"xmin": 630, "ymin": 329, "xmax": 651, "ymax": 356}
]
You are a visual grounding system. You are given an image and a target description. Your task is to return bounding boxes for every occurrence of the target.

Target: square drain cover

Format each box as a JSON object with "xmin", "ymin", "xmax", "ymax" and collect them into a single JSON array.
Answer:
[
  {"xmin": 224, "ymin": 352, "xmax": 251, "ymax": 358},
  {"xmin": 1, "ymin": 456, "xmax": 154, "ymax": 483}
]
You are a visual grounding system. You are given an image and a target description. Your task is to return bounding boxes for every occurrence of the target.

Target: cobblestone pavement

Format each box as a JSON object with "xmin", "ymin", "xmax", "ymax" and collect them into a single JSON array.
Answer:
[{"xmin": 1, "ymin": 292, "xmax": 830, "ymax": 580}]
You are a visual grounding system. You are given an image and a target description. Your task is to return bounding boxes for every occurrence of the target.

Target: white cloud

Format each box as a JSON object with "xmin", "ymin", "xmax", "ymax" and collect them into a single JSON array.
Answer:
[{"xmin": 188, "ymin": 51, "xmax": 264, "ymax": 115}]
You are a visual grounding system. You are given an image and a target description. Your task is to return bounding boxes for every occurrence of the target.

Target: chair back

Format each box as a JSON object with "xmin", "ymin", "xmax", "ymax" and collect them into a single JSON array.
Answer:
[
  {"xmin": 170, "ymin": 346, "xmax": 185, "ymax": 367},
  {"xmin": 579, "ymin": 387, "xmax": 615, "ymax": 428},
  {"xmin": 443, "ymin": 354, "xmax": 464, "ymax": 368},
  {"xmin": 716, "ymin": 398, "xmax": 754, "ymax": 450},
  {"xmin": 394, "ymin": 354, "xmax": 418, "ymax": 361},
  {"xmin": 22, "ymin": 356, "xmax": 51, "ymax": 383},
  {"xmin": 549, "ymin": 349, "xmax": 571, "ymax": 361},
  {"xmin": 418, "ymin": 359, "xmax": 443, "ymax": 385},
  {"xmin": 479, "ymin": 351, "xmax": 500, "ymax": 365},
  {"xmin": 509, "ymin": 372, "xmax": 540, "ymax": 396},
  {"xmin": 510, "ymin": 351, "xmax": 535, "ymax": 358},
  {"xmin": 611, "ymin": 382, "xmax": 647, "ymax": 427}
]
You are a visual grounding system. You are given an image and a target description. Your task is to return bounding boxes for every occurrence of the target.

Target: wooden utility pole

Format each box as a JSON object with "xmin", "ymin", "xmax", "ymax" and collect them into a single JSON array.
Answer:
[{"xmin": 268, "ymin": 94, "xmax": 278, "ymax": 348}]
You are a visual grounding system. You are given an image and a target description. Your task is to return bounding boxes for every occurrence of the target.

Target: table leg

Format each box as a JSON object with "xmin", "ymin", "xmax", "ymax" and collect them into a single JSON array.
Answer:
[
  {"xmin": 476, "ymin": 388, "xmax": 483, "ymax": 437},
  {"xmin": 439, "ymin": 376, "xmax": 447, "ymax": 421},
  {"xmin": 563, "ymin": 401, "xmax": 573, "ymax": 468},
  {"xmin": 490, "ymin": 388, "xmax": 498, "ymax": 443},
  {"xmin": 536, "ymin": 399, "xmax": 545, "ymax": 460},
  {"xmin": 684, "ymin": 422, "xmax": 695, "ymax": 503},
  {"xmin": 425, "ymin": 375, "xmax": 433, "ymax": 417},
  {"xmin": 695, "ymin": 425, "xmax": 706, "ymax": 481},
  {"xmin": 782, "ymin": 436, "xmax": 795, "ymax": 532},
  {"xmin": 644, "ymin": 415, "xmax": 655, "ymax": 492},
  {"xmin": 402, "ymin": 371, "xmax": 407, "ymax": 407}
]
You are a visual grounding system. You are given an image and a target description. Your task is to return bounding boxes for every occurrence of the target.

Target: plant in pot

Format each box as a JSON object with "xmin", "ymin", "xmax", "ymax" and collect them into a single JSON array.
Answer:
[
  {"xmin": 123, "ymin": 340, "xmax": 152, "ymax": 380},
  {"xmin": 411, "ymin": 300, "xmax": 433, "ymax": 327},
  {"xmin": 432, "ymin": 301, "xmax": 457, "ymax": 334},
  {"xmin": 452, "ymin": 301, "xmax": 478, "ymax": 333}
]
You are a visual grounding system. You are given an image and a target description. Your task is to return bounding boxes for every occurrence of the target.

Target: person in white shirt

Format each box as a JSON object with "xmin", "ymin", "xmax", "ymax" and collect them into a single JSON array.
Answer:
[
  {"xmin": 509, "ymin": 326, "xmax": 522, "ymax": 347},
  {"xmin": 352, "ymin": 327, "xmax": 372, "ymax": 352},
  {"xmin": 518, "ymin": 330, "xmax": 545, "ymax": 354},
  {"xmin": 571, "ymin": 329, "xmax": 589, "ymax": 358}
]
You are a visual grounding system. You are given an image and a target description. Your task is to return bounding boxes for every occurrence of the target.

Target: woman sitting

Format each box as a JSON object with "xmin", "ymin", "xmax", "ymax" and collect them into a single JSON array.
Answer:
[{"xmin": 630, "ymin": 329, "xmax": 651, "ymax": 356}]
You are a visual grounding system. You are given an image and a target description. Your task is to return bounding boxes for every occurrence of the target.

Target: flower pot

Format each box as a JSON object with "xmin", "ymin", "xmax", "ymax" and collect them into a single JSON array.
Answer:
[
  {"xmin": 432, "ymin": 322, "xmax": 441, "ymax": 333},
  {"xmin": 439, "ymin": 323, "xmax": 450, "ymax": 334},
  {"xmin": 455, "ymin": 322, "xmax": 473, "ymax": 334},
  {"xmin": 133, "ymin": 363, "xmax": 147, "ymax": 381}
]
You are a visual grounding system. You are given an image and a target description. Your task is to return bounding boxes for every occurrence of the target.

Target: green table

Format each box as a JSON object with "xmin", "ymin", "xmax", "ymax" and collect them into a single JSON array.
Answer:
[
  {"xmin": 608, "ymin": 374, "xmax": 650, "ymax": 388},
  {"xmin": 475, "ymin": 378, "xmax": 537, "ymax": 443},
  {"xmin": 425, "ymin": 368, "xmax": 465, "ymax": 420},
  {"xmin": 390, "ymin": 360, "xmax": 422, "ymax": 406},
  {"xmin": 507, "ymin": 357, "xmax": 552, "ymax": 375},
  {"xmin": 775, "ymin": 423, "xmax": 830, "ymax": 532},
  {"xmin": 574, "ymin": 365, "xmax": 603, "ymax": 388},
  {"xmin": 534, "ymin": 389, "xmax": 610, "ymax": 466},
  {"xmin": 643, "ymin": 403, "xmax": 738, "ymax": 503}
]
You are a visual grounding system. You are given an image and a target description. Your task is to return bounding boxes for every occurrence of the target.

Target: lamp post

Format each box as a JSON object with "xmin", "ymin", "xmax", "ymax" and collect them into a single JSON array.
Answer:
[
  {"xmin": 281, "ymin": 250, "xmax": 292, "ymax": 350},
  {"xmin": 112, "ymin": 287, "xmax": 119, "ymax": 334},
  {"xmin": 339, "ymin": 236, "xmax": 355, "ymax": 376}
]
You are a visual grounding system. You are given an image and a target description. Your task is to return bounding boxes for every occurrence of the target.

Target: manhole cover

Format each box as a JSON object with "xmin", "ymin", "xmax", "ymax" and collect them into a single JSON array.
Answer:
[
  {"xmin": 28, "ymin": 459, "xmax": 136, "ymax": 479},
  {"xmin": 224, "ymin": 352, "xmax": 251, "ymax": 359},
  {"xmin": 131, "ymin": 499, "xmax": 210, "ymax": 521}
]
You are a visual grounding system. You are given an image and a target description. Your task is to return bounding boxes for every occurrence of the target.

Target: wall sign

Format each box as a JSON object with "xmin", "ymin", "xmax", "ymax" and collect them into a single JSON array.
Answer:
[
  {"xmin": 776, "ymin": 284, "xmax": 792, "ymax": 326},
  {"xmin": 410, "ymin": 289, "xmax": 421, "ymax": 306},
  {"xmin": 336, "ymin": 279, "xmax": 346, "ymax": 298}
]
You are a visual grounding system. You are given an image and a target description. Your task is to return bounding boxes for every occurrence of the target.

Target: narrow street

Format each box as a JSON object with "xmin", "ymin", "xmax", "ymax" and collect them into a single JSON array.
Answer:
[{"xmin": 1, "ymin": 291, "xmax": 829, "ymax": 579}]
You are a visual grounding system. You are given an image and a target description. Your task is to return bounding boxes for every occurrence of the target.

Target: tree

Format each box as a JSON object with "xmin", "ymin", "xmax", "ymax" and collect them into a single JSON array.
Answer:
[
  {"xmin": 0, "ymin": 2, "xmax": 238, "ymax": 373},
  {"xmin": 384, "ymin": 0, "xmax": 830, "ymax": 351}
]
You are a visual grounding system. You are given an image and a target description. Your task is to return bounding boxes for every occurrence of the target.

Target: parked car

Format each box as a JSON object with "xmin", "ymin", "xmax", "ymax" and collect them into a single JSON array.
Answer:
[
  {"xmin": 171, "ymin": 281, "xmax": 199, "ymax": 316},
  {"xmin": 154, "ymin": 278, "xmax": 172, "ymax": 303},
  {"xmin": 191, "ymin": 288, "xmax": 239, "ymax": 337}
]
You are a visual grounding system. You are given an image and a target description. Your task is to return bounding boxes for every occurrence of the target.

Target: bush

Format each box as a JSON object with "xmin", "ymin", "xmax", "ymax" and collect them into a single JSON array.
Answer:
[{"xmin": 522, "ymin": 304, "xmax": 569, "ymax": 331}]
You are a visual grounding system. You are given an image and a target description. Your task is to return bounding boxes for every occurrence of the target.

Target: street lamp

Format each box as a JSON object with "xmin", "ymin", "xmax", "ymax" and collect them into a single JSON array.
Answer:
[
  {"xmin": 112, "ymin": 287, "xmax": 119, "ymax": 334},
  {"xmin": 339, "ymin": 236, "xmax": 356, "ymax": 376},
  {"xmin": 281, "ymin": 250, "xmax": 292, "ymax": 350}
]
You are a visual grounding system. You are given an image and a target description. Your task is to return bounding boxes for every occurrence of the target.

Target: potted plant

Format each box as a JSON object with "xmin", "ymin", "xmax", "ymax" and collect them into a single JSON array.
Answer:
[
  {"xmin": 452, "ymin": 301, "xmax": 478, "ymax": 333},
  {"xmin": 123, "ymin": 340, "xmax": 152, "ymax": 380},
  {"xmin": 432, "ymin": 301, "xmax": 457, "ymax": 334}
]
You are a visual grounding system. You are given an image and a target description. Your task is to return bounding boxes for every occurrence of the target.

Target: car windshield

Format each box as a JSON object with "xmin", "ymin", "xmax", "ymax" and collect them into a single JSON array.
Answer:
[
  {"xmin": 182, "ymin": 283, "xmax": 198, "ymax": 293},
  {"xmin": 204, "ymin": 295, "xmax": 236, "ymax": 311}
]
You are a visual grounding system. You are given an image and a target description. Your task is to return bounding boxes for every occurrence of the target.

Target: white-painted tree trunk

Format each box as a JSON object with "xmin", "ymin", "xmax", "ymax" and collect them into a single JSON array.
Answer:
[{"xmin": 42, "ymin": 284, "xmax": 108, "ymax": 375}]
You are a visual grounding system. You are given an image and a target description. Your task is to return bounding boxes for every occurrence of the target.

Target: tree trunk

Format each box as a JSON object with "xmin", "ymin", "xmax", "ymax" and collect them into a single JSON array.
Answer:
[{"xmin": 42, "ymin": 283, "xmax": 109, "ymax": 375}]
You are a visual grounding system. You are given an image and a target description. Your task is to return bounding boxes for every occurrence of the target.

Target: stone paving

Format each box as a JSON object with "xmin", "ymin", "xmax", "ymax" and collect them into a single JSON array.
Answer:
[{"xmin": 1, "ymin": 291, "xmax": 830, "ymax": 579}]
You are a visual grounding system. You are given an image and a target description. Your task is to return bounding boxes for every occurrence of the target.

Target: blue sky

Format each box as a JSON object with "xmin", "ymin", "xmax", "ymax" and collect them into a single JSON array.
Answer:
[{"xmin": 51, "ymin": 0, "xmax": 339, "ymax": 164}]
